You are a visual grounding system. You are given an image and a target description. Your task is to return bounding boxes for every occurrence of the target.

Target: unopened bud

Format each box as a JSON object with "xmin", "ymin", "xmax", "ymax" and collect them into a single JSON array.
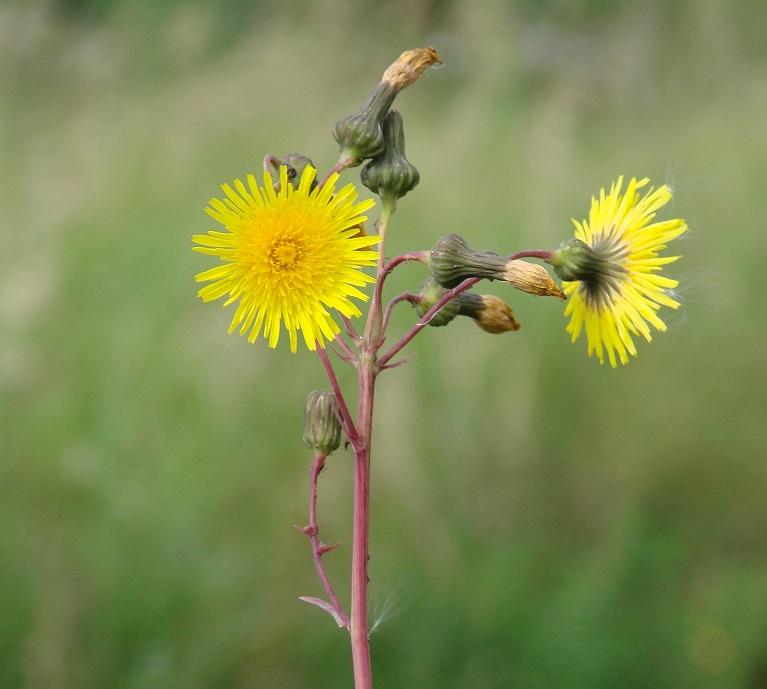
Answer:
[
  {"xmin": 457, "ymin": 294, "xmax": 521, "ymax": 333},
  {"xmin": 333, "ymin": 47, "xmax": 442, "ymax": 168},
  {"xmin": 412, "ymin": 277, "xmax": 459, "ymax": 326},
  {"xmin": 303, "ymin": 391, "xmax": 342, "ymax": 455},
  {"xmin": 361, "ymin": 110, "xmax": 420, "ymax": 203},
  {"xmin": 333, "ymin": 87, "xmax": 393, "ymax": 168},
  {"xmin": 501, "ymin": 260, "xmax": 567, "ymax": 300},
  {"xmin": 264, "ymin": 153, "xmax": 316, "ymax": 192}
]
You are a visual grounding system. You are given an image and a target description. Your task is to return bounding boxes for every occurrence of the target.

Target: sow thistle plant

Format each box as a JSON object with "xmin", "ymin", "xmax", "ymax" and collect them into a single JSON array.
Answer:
[{"xmin": 193, "ymin": 48, "xmax": 687, "ymax": 688}]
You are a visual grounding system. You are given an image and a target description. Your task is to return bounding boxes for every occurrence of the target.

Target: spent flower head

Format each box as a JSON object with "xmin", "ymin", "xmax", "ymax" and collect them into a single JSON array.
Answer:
[
  {"xmin": 457, "ymin": 293, "xmax": 521, "ymax": 333},
  {"xmin": 193, "ymin": 166, "xmax": 380, "ymax": 352},
  {"xmin": 552, "ymin": 176, "xmax": 687, "ymax": 366},
  {"xmin": 410, "ymin": 277, "xmax": 521, "ymax": 333},
  {"xmin": 333, "ymin": 47, "xmax": 442, "ymax": 168},
  {"xmin": 429, "ymin": 234, "xmax": 565, "ymax": 299},
  {"xmin": 429, "ymin": 234, "xmax": 509, "ymax": 287}
]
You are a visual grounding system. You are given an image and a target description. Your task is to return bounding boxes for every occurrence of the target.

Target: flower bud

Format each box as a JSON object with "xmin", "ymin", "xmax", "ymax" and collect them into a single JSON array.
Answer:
[
  {"xmin": 360, "ymin": 110, "xmax": 420, "ymax": 203},
  {"xmin": 429, "ymin": 234, "xmax": 508, "ymax": 288},
  {"xmin": 264, "ymin": 153, "xmax": 317, "ymax": 192},
  {"xmin": 333, "ymin": 86, "xmax": 394, "ymax": 168},
  {"xmin": 501, "ymin": 260, "xmax": 567, "ymax": 300},
  {"xmin": 411, "ymin": 277, "xmax": 459, "ymax": 326},
  {"xmin": 333, "ymin": 47, "xmax": 442, "ymax": 168},
  {"xmin": 457, "ymin": 293, "xmax": 521, "ymax": 333},
  {"xmin": 303, "ymin": 391, "xmax": 342, "ymax": 455}
]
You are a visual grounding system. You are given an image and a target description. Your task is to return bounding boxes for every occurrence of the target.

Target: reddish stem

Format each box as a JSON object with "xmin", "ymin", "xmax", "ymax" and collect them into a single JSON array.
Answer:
[
  {"xmin": 307, "ymin": 452, "xmax": 350, "ymax": 628},
  {"xmin": 330, "ymin": 333, "xmax": 358, "ymax": 362},
  {"xmin": 508, "ymin": 249, "xmax": 556, "ymax": 262},
  {"xmin": 340, "ymin": 314, "xmax": 362, "ymax": 342},
  {"xmin": 345, "ymin": 202, "xmax": 393, "ymax": 689},
  {"xmin": 378, "ymin": 277, "xmax": 481, "ymax": 366},
  {"xmin": 381, "ymin": 293, "xmax": 413, "ymax": 336},
  {"xmin": 382, "ymin": 251, "xmax": 429, "ymax": 274},
  {"xmin": 350, "ymin": 352, "xmax": 376, "ymax": 689},
  {"xmin": 318, "ymin": 161, "xmax": 351, "ymax": 189},
  {"xmin": 316, "ymin": 346, "xmax": 360, "ymax": 447}
]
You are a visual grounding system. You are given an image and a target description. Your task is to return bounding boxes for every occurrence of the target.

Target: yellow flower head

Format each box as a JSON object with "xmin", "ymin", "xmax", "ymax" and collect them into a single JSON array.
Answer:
[
  {"xmin": 193, "ymin": 166, "xmax": 380, "ymax": 352},
  {"xmin": 559, "ymin": 176, "xmax": 687, "ymax": 367}
]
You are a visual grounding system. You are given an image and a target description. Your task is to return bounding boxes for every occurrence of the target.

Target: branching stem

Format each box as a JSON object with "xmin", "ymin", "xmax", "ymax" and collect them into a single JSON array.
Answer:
[
  {"xmin": 316, "ymin": 346, "xmax": 359, "ymax": 447},
  {"xmin": 378, "ymin": 277, "xmax": 481, "ymax": 366},
  {"xmin": 305, "ymin": 452, "xmax": 350, "ymax": 628}
]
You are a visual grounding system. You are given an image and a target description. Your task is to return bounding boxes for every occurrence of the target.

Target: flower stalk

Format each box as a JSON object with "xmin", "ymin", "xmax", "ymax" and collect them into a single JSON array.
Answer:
[
  {"xmin": 350, "ymin": 354, "xmax": 375, "ymax": 689},
  {"xmin": 297, "ymin": 450, "xmax": 349, "ymax": 628}
]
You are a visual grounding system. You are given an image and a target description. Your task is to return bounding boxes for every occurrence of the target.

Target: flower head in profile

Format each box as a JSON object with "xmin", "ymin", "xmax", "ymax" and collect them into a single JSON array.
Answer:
[
  {"xmin": 552, "ymin": 176, "xmax": 687, "ymax": 367},
  {"xmin": 193, "ymin": 166, "xmax": 380, "ymax": 352}
]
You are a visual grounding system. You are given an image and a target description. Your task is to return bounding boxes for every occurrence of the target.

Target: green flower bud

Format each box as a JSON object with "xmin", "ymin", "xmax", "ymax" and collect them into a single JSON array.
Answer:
[
  {"xmin": 302, "ymin": 391, "xmax": 342, "ymax": 455},
  {"xmin": 263, "ymin": 153, "xmax": 317, "ymax": 192},
  {"xmin": 428, "ymin": 234, "xmax": 508, "ymax": 288},
  {"xmin": 412, "ymin": 277, "xmax": 459, "ymax": 326},
  {"xmin": 360, "ymin": 110, "xmax": 420, "ymax": 203},
  {"xmin": 333, "ymin": 85, "xmax": 396, "ymax": 168}
]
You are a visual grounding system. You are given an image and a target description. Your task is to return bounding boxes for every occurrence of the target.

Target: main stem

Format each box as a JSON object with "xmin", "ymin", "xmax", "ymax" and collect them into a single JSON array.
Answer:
[
  {"xmin": 350, "ymin": 352, "xmax": 375, "ymax": 689},
  {"xmin": 349, "ymin": 199, "xmax": 392, "ymax": 689}
]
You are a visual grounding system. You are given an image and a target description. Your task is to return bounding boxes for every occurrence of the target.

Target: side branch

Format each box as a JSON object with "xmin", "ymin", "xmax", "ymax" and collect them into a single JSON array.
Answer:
[
  {"xmin": 382, "ymin": 251, "xmax": 430, "ymax": 276},
  {"xmin": 316, "ymin": 345, "xmax": 360, "ymax": 447},
  {"xmin": 381, "ymin": 292, "xmax": 414, "ymax": 337},
  {"xmin": 378, "ymin": 277, "xmax": 481, "ymax": 366},
  {"xmin": 507, "ymin": 249, "xmax": 556, "ymax": 262},
  {"xmin": 297, "ymin": 452, "xmax": 350, "ymax": 629}
]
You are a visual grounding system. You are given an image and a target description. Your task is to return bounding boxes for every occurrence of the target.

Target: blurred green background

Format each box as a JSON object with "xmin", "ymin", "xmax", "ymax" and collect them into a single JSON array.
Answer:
[{"xmin": 2, "ymin": 0, "xmax": 767, "ymax": 687}]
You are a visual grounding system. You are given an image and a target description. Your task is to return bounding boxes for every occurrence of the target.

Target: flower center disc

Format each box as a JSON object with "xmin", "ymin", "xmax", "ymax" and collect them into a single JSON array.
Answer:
[{"xmin": 270, "ymin": 241, "xmax": 300, "ymax": 269}]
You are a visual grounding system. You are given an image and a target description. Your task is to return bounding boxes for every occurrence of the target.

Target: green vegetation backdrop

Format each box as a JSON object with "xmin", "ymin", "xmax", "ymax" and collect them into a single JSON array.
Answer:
[{"xmin": 2, "ymin": 0, "xmax": 767, "ymax": 687}]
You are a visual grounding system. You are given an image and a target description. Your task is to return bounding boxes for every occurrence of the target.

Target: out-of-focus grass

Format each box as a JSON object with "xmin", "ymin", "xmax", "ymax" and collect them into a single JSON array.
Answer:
[{"xmin": 2, "ymin": 0, "xmax": 767, "ymax": 687}]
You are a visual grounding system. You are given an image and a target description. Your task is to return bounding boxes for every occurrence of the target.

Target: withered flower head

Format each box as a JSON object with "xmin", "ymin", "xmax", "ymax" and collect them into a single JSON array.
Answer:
[
  {"xmin": 333, "ymin": 48, "xmax": 443, "ymax": 168},
  {"xmin": 502, "ymin": 260, "xmax": 567, "ymax": 300}
]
